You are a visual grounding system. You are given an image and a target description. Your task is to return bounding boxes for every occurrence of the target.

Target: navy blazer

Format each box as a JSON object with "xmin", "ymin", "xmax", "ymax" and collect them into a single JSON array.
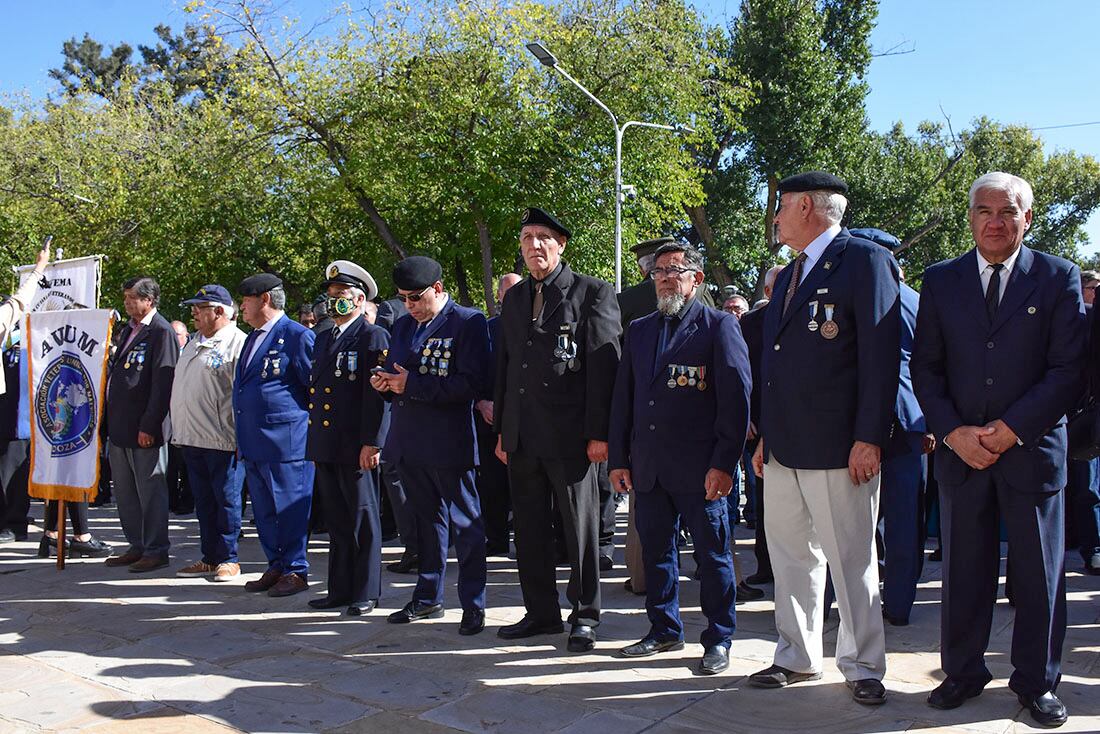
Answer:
[
  {"xmin": 911, "ymin": 246, "xmax": 1086, "ymax": 493},
  {"xmin": 306, "ymin": 316, "xmax": 389, "ymax": 466},
  {"xmin": 761, "ymin": 229, "xmax": 901, "ymax": 469},
  {"xmin": 896, "ymin": 282, "xmax": 926, "ymax": 434},
  {"xmin": 382, "ymin": 298, "xmax": 490, "ymax": 468},
  {"xmin": 608, "ymin": 298, "xmax": 751, "ymax": 494},
  {"xmin": 106, "ymin": 312, "xmax": 177, "ymax": 448},
  {"xmin": 233, "ymin": 314, "xmax": 315, "ymax": 463},
  {"xmin": 738, "ymin": 306, "xmax": 765, "ymax": 427}
]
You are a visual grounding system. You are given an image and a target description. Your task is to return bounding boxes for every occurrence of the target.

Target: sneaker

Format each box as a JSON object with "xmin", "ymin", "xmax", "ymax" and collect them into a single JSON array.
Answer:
[
  {"xmin": 177, "ymin": 561, "xmax": 216, "ymax": 577},
  {"xmin": 213, "ymin": 562, "xmax": 241, "ymax": 582}
]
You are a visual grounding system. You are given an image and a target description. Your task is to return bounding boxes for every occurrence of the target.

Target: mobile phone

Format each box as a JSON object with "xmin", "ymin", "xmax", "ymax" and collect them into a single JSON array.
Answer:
[{"xmin": 370, "ymin": 366, "xmax": 386, "ymax": 375}]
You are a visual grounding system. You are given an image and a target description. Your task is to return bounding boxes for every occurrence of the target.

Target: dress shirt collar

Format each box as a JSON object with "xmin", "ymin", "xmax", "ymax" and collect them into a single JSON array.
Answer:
[
  {"xmin": 976, "ymin": 245, "xmax": 1021, "ymax": 278},
  {"xmin": 129, "ymin": 308, "xmax": 157, "ymax": 330},
  {"xmin": 798, "ymin": 224, "xmax": 842, "ymax": 284}
]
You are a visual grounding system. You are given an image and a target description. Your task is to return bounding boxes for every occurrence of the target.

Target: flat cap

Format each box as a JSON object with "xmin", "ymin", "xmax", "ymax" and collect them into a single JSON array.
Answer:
[
  {"xmin": 777, "ymin": 171, "xmax": 848, "ymax": 195},
  {"xmin": 321, "ymin": 259, "xmax": 379, "ymax": 301},
  {"xmin": 393, "ymin": 256, "xmax": 443, "ymax": 291},
  {"xmin": 181, "ymin": 284, "xmax": 233, "ymax": 307},
  {"xmin": 237, "ymin": 273, "xmax": 282, "ymax": 296},
  {"xmin": 520, "ymin": 207, "xmax": 572, "ymax": 239},
  {"xmin": 632, "ymin": 236, "xmax": 677, "ymax": 258},
  {"xmin": 848, "ymin": 227, "xmax": 900, "ymax": 251}
]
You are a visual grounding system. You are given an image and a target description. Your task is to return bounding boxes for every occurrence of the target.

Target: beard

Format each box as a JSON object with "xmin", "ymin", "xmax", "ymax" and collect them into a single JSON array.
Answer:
[{"xmin": 656, "ymin": 290, "xmax": 687, "ymax": 316}]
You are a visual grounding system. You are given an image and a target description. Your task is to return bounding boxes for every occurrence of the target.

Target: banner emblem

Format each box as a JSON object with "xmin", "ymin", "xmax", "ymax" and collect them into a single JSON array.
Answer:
[{"xmin": 35, "ymin": 354, "xmax": 96, "ymax": 457}]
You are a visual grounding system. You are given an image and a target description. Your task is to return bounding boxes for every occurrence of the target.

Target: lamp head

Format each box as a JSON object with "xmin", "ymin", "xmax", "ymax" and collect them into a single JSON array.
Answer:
[{"xmin": 526, "ymin": 42, "xmax": 558, "ymax": 67}]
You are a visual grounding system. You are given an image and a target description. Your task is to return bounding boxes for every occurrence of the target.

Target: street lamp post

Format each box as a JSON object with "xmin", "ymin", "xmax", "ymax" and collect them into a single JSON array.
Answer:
[{"xmin": 526, "ymin": 41, "xmax": 693, "ymax": 293}]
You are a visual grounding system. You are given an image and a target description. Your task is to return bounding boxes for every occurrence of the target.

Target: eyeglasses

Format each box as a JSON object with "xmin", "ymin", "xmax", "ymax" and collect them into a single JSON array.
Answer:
[
  {"xmin": 650, "ymin": 266, "xmax": 698, "ymax": 280},
  {"xmin": 396, "ymin": 286, "xmax": 432, "ymax": 303}
]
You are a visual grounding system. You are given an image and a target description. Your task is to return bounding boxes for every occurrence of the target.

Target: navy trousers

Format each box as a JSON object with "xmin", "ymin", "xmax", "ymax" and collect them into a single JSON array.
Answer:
[
  {"xmin": 940, "ymin": 470, "xmax": 1065, "ymax": 698},
  {"xmin": 1066, "ymin": 457, "xmax": 1100, "ymax": 561},
  {"xmin": 244, "ymin": 459, "xmax": 314, "ymax": 578},
  {"xmin": 635, "ymin": 482, "xmax": 736, "ymax": 649},
  {"xmin": 879, "ymin": 433, "xmax": 927, "ymax": 622},
  {"xmin": 181, "ymin": 446, "xmax": 243, "ymax": 565},
  {"xmin": 315, "ymin": 462, "xmax": 382, "ymax": 604},
  {"xmin": 397, "ymin": 461, "xmax": 486, "ymax": 612}
]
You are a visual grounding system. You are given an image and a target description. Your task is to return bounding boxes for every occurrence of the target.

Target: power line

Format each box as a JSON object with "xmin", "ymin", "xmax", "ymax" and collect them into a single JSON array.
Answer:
[{"xmin": 1031, "ymin": 120, "xmax": 1100, "ymax": 131}]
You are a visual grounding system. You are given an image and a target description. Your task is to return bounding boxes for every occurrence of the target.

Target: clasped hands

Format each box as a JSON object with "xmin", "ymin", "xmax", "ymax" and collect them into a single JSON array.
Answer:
[{"xmin": 945, "ymin": 419, "xmax": 1018, "ymax": 470}]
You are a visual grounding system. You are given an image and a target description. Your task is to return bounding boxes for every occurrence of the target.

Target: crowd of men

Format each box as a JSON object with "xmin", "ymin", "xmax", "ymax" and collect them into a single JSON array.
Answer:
[{"xmin": 1, "ymin": 169, "xmax": 1098, "ymax": 729}]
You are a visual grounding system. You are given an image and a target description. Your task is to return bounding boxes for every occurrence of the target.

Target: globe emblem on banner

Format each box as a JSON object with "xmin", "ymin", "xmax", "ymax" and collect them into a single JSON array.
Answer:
[{"xmin": 35, "ymin": 353, "xmax": 96, "ymax": 457}]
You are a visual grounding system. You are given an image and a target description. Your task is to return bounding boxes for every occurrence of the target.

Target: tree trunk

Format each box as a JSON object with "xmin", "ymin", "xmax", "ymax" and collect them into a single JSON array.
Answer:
[
  {"xmin": 453, "ymin": 255, "xmax": 472, "ymax": 306},
  {"xmin": 685, "ymin": 202, "xmax": 733, "ymax": 287},
  {"xmin": 475, "ymin": 217, "xmax": 495, "ymax": 314},
  {"xmin": 765, "ymin": 173, "xmax": 781, "ymax": 256}
]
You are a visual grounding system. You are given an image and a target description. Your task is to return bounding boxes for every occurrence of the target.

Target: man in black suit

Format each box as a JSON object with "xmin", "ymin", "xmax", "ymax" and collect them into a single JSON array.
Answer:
[
  {"xmin": 306, "ymin": 260, "xmax": 389, "ymax": 616},
  {"xmin": 494, "ymin": 207, "xmax": 622, "ymax": 652},
  {"xmin": 104, "ymin": 276, "xmax": 179, "ymax": 573},
  {"xmin": 912, "ymin": 172, "xmax": 1086, "ymax": 727}
]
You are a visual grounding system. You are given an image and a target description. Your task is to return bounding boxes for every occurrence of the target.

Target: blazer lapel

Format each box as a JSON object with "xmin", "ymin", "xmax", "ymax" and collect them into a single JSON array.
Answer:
[
  {"xmin": 115, "ymin": 323, "xmax": 147, "ymax": 366},
  {"xmin": 538, "ymin": 264, "xmax": 573, "ymax": 327},
  {"xmin": 990, "ymin": 246, "xmax": 1038, "ymax": 334},
  {"xmin": 953, "ymin": 249, "xmax": 994, "ymax": 330},
  {"xmin": 652, "ymin": 299, "xmax": 703, "ymax": 384},
  {"xmin": 241, "ymin": 318, "xmax": 281, "ymax": 380},
  {"xmin": 777, "ymin": 235, "xmax": 847, "ymax": 334},
  {"xmin": 418, "ymin": 299, "xmax": 454, "ymax": 348}
]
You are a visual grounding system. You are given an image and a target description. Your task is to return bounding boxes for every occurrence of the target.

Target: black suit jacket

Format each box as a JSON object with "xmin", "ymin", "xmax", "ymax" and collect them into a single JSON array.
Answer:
[
  {"xmin": 106, "ymin": 312, "xmax": 178, "ymax": 448},
  {"xmin": 494, "ymin": 262, "xmax": 622, "ymax": 459},
  {"xmin": 738, "ymin": 306, "xmax": 765, "ymax": 427}
]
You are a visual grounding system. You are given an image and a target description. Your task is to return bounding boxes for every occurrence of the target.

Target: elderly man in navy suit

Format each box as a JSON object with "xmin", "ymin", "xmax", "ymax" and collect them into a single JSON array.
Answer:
[
  {"xmin": 750, "ymin": 172, "xmax": 900, "ymax": 706},
  {"xmin": 234, "ymin": 273, "xmax": 317, "ymax": 598},
  {"xmin": 912, "ymin": 172, "xmax": 1086, "ymax": 728},
  {"xmin": 609, "ymin": 241, "xmax": 751, "ymax": 676},
  {"xmin": 372, "ymin": 256, "xmax": 491, "ymax": 636}
]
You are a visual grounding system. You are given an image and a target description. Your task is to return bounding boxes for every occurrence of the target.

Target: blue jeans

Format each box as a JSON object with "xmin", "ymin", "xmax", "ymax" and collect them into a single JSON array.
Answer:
[
  {"xmin": 181, "ymin": 446, "xmax": 243, "ymax": 565},
  {"xmin": 1067, "ymin": 456, "xmax": 1100, "ymax": 559}
]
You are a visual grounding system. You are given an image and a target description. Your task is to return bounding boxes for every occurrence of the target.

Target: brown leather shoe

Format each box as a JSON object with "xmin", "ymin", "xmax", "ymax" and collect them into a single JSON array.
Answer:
[
  {"xmin": 244, "ymin": 567, "xmax": 283, "ymax": 592},
  {"xmin": 105, "ymin": 551, "xmax": 142, "ymax": 568},
  {"xmin": 267, "ymin": 573, "xmax": 308, "ymax": 597},
  {"xmin": 129, "ymin": 556, "xmax": 169, "ymax": 573}
]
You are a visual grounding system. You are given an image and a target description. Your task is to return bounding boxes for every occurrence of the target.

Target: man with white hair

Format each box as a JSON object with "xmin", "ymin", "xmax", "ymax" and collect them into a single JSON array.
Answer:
[
  {"xmin": 750, "ymin": 171, "xmax": 900, "ymax": 706},
  {"xmin": 912, "ymin": 172, "xmax": 1085, "ymax": 727},
  {"xmin": 172, "ymin": 285, "xmax": 247, "ymax": 581}
]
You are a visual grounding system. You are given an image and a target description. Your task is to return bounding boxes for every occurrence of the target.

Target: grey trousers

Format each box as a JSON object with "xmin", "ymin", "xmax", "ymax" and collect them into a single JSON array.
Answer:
[{"xmin": 109, "ymin": 441, "xmax": 170, "ymax": 558}]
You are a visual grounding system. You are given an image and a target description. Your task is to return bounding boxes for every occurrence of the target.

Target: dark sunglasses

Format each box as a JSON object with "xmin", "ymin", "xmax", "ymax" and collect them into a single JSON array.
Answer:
[{"xmin": 396, "ymin": 286, "xmax": 432, "ymax": 303}]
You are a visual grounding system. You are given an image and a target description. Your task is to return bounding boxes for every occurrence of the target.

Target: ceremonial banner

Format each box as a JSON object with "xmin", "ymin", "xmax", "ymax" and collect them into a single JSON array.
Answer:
[
  {"xmin": 13, "ymin": 255, "xmax": 102, "ymax": 311},
  {"xmin": 26, "ymin": 309, "xmax": 114, "ymax": 502}
]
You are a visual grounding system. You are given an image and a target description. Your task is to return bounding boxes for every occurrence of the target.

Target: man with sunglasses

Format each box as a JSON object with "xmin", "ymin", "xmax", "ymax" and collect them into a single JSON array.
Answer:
[
  {"xmin": 371, "ymin": 256, "xmax": 491, "ymax": 635},
  {"xmin": 493, "ymin": 207, "xmax": 622, "ymax": 652},
  {"xmin": 609, "ymin": 241, "xmax": 751, "ymax": 675}
]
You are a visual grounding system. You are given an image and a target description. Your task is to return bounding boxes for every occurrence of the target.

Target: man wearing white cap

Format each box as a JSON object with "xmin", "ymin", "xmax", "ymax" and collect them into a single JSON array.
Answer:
[{"xmin": 306, "ymin": 261, "xmax": 390, "ymax": 615}]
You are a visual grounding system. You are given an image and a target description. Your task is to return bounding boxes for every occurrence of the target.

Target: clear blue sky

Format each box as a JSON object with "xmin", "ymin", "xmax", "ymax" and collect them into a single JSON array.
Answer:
[{"xmin": 3, "ymin": 0, "xmax": 1098, "ymax": 255}]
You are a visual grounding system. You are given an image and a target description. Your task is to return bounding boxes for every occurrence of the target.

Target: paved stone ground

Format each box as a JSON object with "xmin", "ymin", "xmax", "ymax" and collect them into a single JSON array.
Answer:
[{"xmin": 1, "ymin": 502, "xmax": 1098, "ymax": 733}]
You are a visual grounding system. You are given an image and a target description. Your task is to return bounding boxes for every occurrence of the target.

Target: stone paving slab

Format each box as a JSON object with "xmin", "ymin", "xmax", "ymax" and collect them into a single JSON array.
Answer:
[{"xmin": 0, "ymin": 505, "xmax": 1097, "ymax": 733}]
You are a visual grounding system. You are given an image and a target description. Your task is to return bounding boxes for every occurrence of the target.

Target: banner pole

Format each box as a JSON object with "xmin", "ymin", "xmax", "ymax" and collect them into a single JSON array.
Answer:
[{"xmin": 55, "ymin": 499, "xmax": 66, "ymax": 570}]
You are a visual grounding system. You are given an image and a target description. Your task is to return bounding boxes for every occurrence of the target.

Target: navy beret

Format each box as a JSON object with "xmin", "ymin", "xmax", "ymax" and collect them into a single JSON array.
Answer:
[
  {"xmin": 181, "ymin": 284, "xmax": 233, "ymax": 307},
  {"xmin": 393, "ymin": 256, "xmax": 443, "ymax": 291},
  {"xmin": 520, "ymin": 207, "xmax": 571, "ymax": 239},
  {"xmin": 632, "ymin": 236, "xmax": 677, "ymax": 258},
  {"xmin": 777, "ymin": 171, "xmax": 848, "ymax": 195},
  {"xmin": 849, "ymin": 227, "xmax": 900, "ymax": 251},
  {"xmin": 237, "ymin": 273, "xmax": 282, "ymax": 296}
]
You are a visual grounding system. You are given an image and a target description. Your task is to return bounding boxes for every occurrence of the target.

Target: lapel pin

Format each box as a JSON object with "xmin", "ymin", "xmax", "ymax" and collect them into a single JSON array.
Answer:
[{"xmin": 1027, "ymin": 306, "xmax": 1037, "ymax": 314}]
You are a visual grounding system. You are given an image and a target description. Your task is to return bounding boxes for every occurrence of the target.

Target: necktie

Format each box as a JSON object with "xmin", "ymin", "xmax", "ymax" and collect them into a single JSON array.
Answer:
[
  {"xmin": 242, "ymin": 329, "xmax": 260, "ymax": 369},
  {"xmin": 331, "ymin": 327, "xmax": 341, "ymax": 342},
  {"xmin": 782, "ymin": 253, "xmax": 808, "ymax": 316},
  {"xmin": 655, "ymin": 316, "xmax": 675, "ymax": 372},
  {"xmin": 532, "ymin": 282, "xmax": 544, "ymax": 324},
  {"xmin": 985, "ymin": 263, "xmax": 1004, "ymax": 322},
  {"xmin": 412, "ymin": 321, "xmax": 427, "ymax": 351}
]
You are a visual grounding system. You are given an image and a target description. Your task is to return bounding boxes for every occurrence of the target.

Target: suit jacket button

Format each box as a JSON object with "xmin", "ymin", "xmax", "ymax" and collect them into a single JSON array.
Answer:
[
  {"xmin": 519, "ymin": 388, "xmax": 526, "ymax": 394},
  {"xmin": 526, "ymin": 340, "xmax": 533, "ymax": 346},
  {"xmin": 325, "ymin": 387, "xmax": 332, "ymax": 393},
  {"xmin": 649, "ymin": 424, "xmax": 656, "ymax": 431},
  {"xmin": 522, "ymin": 363, "xmax": 528, "ymax": 369},
  {"xmin": 773, "ymin": 344, "xmax": 780, "ymax": 351},
  {"xmin": 310, "ymin": 387, "xmax": 316, "ymax": 394},
  {"xmin": 309, "ymin": 403, "xmax": 314, "ymax": 409},
  {"xmin": 985, "ymin": 377, "xmax": 994, "ymax": 386},
  {"xmin": 308, "ymin": 419, "xmax": 312, "ymax": 425},
  {"xmin": 398, "ymin": 400, "xmax": 404, "ymax": 407},
  {"xmin": 648, "ymin": 400, "xmax": 655, "ymax": 406},
  {"xmin": 987, "ymin": 341, "xmax": 994, "ymax": 349},
  {"xmin": 323, "ymin": 420, "xmax": 330, "ymax": 427}
]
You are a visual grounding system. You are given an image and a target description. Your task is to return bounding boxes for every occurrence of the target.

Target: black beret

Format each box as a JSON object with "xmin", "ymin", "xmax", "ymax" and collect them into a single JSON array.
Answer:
[
  {"xmin": 520, "ymin": 207, "xmax": 571, "ymax": 239},
  {"xmin": 777, "ymin": 171, "xmax": 848, "ymax": 195},
  {"xmin": 393, "ymin": 256, "xmax": 443, "ymax": 291},
  {"xmin": 632, "ymin": 236, "xmax": 677, "ymax": 258},
  {"xmin": 238, "ymin": 273, "xmax": 282, "ymax": 296},
  {"xmin": 849, "ymin": 227, "xmax": 900, "ymax": 250}
]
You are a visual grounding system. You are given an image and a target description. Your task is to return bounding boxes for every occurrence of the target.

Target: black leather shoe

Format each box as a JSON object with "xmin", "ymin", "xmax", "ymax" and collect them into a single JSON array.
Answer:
[
  {"xmin": 848, "ymin": 678, "xmax": 887, "ymax": 705},
  {"xmin": 736, "ymin": 581, "xmax": 765, "ymax": 602},
  {"xmin": 387, "ymin": 555, "xmax": 419, "ymax": 574},
  {"xmin": 567, "ymin": 624, "xmax": 596, "ymax": 652},
  {"xmin": 69, "ymin": 536, "xmax": 113, "ymax": 558},
  {"xmin": 882, "ymin": 609, "xmax": 909, "ymax": 627},
  {"xmin": 748, "ymin": 664, "xmax": 823, "ymax": 688},
  {"xmin": 497, "ymin": 616, "xmax": 565, "ymax": 639},
  {"xmin": 347, "ymin": 601, "xmax": 377, "ymax": 616},
  {"xmin": 745, "ymin": 572, "xmax": 773, "ymax": 585},
  {"xmin": 599, "ymin": 554, "xmax": 614, "ymax": 572},
  {"xmin": 700, "ymin": 645, "xmax": 730, "ymax": 675},
  {"xmin": 620, "ymin": 637, "xmax": 684, "ymax": 658},
  {"xmin": 1018, "ymin": 692, "xmax": 1067, "ymax": 728},
  {"xmin": 623, "ymin": 579, "xmax": 645, "ymax": 596},
  {"xmin": 459, "ymin": 608, "xmax": 485, "ymax": 635},
  {"xmin": 927, "ymin": 678, "xmax": 987, "ymax": 710},
  {"xmin": 387, "ymin": 600, "xmax": 444, "ymax": 623},
  {"xmin": 308, "ymin": 597, "xmax": 348, "ymax": 610}
]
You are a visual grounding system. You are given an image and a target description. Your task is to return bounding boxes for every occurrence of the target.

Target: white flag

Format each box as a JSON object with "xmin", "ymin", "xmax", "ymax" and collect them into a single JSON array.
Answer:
[
  {"xmin": 26, "ymin": 309, "xmax": 114, "ymax": 502},
  {"xmin": 14, "ymin": 255, "xmax": 101, "ymax": 312}
]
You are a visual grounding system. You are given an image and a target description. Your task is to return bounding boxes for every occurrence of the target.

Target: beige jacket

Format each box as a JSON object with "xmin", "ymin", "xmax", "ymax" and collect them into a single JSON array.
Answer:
[
  {"xmin": 0, "ymin": 276, "xmax": 41, "ymax": 395},
  {"xmin": 169, "ymin": 322, "xmax": 247, "ymax": 452}
]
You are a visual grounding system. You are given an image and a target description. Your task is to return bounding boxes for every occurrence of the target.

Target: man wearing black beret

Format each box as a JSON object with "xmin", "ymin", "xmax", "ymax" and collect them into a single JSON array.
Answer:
[
  {"xmin": 493, "ymin": 207, "xmax": 622, "ymax": 652},
  {"xmin": 749, "ymin": 172, "xmax": 900, "ymax": 705},
  {"xmin": 371, "ymin": 255, "xmax": 491, "ymax": 635}
]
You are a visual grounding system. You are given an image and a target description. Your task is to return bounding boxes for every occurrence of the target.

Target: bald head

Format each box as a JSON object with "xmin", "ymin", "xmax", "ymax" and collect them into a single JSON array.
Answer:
[
  {"xmin": 763, "ymin": 266, "xmax": 783, "ymax": 300},
  {"xmin": 170, "ymin": 320, "xmax": 189, "ymax": 349},
  {"xmin": 497, "ymin": 273, "xmax": 522, "ymax": 304}
]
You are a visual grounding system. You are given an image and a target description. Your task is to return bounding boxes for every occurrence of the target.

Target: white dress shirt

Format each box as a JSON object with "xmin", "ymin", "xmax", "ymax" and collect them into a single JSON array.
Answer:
[
  {"xmin": 798, "ymin": 224, "xmax": 842, "ymax": 285},
  {"xmin": 245, "ymin": 312, "xmax": 284, "ymax": 367},
  {"xmin": 976, "ymin": 246, "xmax": 1021, "ymax": 304}
]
